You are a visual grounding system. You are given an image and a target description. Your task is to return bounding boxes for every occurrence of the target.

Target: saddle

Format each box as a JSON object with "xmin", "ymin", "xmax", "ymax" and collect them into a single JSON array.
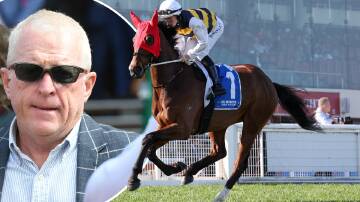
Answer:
[{"xmin": 193, "ymin": 62, "xmax": 242, "ymax": 133}]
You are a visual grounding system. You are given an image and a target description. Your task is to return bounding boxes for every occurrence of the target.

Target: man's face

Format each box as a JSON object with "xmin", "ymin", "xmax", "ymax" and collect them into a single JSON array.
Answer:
[
  {"xmin": 0, "ymin": 25, "xmax": 96, "ymax": 141},
  {"xmin": 321, "ymin": 101, "xmax": 331, "ymax": 113},
  {"xmin": 164, "ymin": 16, "xmax": 178, "ymax": 28}
]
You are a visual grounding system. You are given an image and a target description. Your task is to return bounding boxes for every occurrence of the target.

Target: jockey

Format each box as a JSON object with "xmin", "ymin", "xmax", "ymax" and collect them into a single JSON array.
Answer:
[{"xmin": 158, "ymin": 0, "xmax": 226, "ymax": 97}]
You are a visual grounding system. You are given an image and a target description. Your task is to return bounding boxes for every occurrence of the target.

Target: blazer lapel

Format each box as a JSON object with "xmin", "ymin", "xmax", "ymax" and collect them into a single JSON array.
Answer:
[
  {"xmin": 0, "ymin": 118, "xmax": 11, "ymax": 198},
  {"xmin": 76, "ymin": 114, "xmax": 110, "ymax": 202}
]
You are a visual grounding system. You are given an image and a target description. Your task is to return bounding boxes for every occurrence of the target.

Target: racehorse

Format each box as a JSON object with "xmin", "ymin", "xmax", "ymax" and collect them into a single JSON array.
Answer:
[{"xmin": 128, "ymin": 10, "xmax": 320, "ymax": 201}]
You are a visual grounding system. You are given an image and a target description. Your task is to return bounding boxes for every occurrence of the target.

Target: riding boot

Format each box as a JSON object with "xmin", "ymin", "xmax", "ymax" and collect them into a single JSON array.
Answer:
[{"xmin": 201, "ymin": 56, "xmax": 226, "ymax": 97}]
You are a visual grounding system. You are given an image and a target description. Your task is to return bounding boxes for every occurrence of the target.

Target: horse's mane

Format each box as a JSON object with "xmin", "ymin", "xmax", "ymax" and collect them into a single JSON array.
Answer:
[{"xmin": 158, "ymin": 21, "xmax": 178, "ymax": 49}]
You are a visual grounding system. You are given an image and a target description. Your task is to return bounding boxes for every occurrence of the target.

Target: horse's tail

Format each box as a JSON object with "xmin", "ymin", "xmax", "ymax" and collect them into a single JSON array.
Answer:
[{"xmin": 273, "ymin": 82, "xmax": 321, "ymax": 131}]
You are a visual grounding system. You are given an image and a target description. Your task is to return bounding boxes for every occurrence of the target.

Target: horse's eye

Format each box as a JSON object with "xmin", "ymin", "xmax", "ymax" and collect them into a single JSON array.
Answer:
[{"xmin": 145, "ymin": 35, "xmax": 154, "ymax": 45}]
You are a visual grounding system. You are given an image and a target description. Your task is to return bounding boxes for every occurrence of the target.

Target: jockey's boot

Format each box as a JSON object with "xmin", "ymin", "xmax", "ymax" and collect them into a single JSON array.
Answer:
[{"xmin": 201, "ymin": 56, "xmax": 226, "ymax": 97}]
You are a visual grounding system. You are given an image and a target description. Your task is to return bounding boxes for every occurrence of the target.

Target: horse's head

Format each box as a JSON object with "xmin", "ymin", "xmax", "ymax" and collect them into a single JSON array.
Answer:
[{"xmin": 129, "ymin": 10, "xmax": 160, "ymax": 79}]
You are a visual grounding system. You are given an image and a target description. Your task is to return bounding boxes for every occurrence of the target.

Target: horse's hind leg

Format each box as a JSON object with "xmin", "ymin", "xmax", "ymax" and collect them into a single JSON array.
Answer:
[
  {"xmin": 147, "ymin": 140, "xmax": 187, "ymax": 176},
  {"xmin": 182, "ymin": 129, "xmax": 227, "ymax": 185},
  {"xmin": 214, "ymin": 114, "xmax": 268, "ymax": 202}
]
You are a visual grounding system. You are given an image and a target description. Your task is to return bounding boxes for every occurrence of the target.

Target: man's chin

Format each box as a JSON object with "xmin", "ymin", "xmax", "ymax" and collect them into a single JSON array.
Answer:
[
  {"xmin": 26, "ymin": 115, "xmax": 62, "ymax": 135},
  {"xmin": 31, "ymin": 122, "xmax": 61, "ymax": 135}
]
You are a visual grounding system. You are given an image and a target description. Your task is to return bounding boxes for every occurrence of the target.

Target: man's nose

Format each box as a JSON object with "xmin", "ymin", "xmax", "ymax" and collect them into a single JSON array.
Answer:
[{"xmin": 37, "ymin": 73, "xmax": 56, "ymax": 95}]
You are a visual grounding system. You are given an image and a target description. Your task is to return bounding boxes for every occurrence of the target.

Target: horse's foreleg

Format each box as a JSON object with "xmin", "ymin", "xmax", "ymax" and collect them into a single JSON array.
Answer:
[
  {"xmin": 182, "ymin": 130, "xmax": 227, "ymax": 185},
  {"xmin": 127, "ymin": 137, "xmax": 152, "ymax": 191},
  {"xmin": 147, "ymin": 141, "xmax": 187, "ymax": 176},
  {"xmin": 128, "ymin": 122, "xmax": 189, "ymax": 191}
]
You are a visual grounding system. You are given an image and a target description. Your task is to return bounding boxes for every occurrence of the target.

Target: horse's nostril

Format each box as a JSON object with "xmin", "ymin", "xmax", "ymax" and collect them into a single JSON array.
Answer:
[
  {"xmin": 134, "ymin": 67, "xmax": 141, "ymax": 74},
  {"xmin": 134, "ymin": 66, "xmax": 143, "ymax": 76},
  {"xmin": 130, "ymin": 66, "xmax": 144, "ymax": 79}
]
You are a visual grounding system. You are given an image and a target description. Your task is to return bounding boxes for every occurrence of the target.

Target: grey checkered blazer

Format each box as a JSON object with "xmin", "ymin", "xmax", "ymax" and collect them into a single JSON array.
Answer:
[{"xmin": 0, "ymin": 113, "xmax": 138, "ymax": 202}]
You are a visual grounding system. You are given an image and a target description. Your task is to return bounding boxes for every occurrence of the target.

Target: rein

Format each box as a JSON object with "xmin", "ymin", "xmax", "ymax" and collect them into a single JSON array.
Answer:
[
  {"xmin": 152, "ymin": 66, "xmax": 184, "ymax": 88},
  {"xmin": 150, "ymin": 59, "xmax": 183, "ymax": 66},
  {"xmin": 145, "ymin": 58, "xmax": 183, "ymax": 71},
  {"xmin": 147, "ymin": 59, "xmax": 186, "ymax": 88}
]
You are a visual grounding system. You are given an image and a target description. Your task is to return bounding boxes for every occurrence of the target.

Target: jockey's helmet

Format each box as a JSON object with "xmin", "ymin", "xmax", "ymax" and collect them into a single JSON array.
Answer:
[{"xmin": 159, "ymin": 0, "xmax": 182, "ymax": 18}]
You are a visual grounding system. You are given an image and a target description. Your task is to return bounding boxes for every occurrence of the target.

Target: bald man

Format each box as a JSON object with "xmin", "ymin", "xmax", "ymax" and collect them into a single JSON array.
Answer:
[{"xmin": 0, "ymin": 10, "xmax": 137, "ymax": 202}]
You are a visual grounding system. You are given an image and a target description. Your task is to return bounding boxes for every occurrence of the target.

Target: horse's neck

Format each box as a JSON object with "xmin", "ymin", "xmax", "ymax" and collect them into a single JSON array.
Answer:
[
  {"xmin": 158, "ymin": 30, "xmax": 178, "ymax": 62},
  {"xmin": 150, "ymin": 30, "xmax": 183, "ymax": 87}
]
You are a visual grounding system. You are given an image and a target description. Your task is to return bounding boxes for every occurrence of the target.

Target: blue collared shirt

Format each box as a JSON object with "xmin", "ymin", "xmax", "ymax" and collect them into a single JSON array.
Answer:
[
  {"xmin": 1, "ymin": 117, "xmax": 80, "ymax": 202},
  {"xmin": 314, "ymin": 108, "xmax": 333, "ymax": 125}
]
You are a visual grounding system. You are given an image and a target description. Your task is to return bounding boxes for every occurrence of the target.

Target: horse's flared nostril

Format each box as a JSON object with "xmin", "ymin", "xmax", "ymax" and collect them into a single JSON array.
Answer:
[{"xmin": 130, "ymin": 66, "xmax": 144, "ymax": 79}]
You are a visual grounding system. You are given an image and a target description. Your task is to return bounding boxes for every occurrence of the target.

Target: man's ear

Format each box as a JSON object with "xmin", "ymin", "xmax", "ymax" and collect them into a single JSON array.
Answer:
[
  {"xmin": 0, "ymin": 67, "xmax": 12, "ymax": 98},
  {"xmin": 83, "ymin": 72, "xmax": 97, "ymax": 102}
]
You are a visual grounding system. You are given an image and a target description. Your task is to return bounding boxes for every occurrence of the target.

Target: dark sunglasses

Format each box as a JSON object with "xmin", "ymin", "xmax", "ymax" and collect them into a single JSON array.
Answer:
[{"xmin": 9, "ymin": 63, "xmax": 86, "ymax": 84}]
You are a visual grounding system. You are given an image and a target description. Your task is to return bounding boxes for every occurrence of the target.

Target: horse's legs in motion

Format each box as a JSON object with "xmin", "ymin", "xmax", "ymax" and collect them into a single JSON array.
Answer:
[
  {"xmin": 128, "ymin": 123, "xmax": 189, "ymax": 191},
  {"xmin": 214, "ymin": 114, "xmax": 269, "ymax": 202},
  {"xmin": 147, "ymin": 140, "xmax": 187, "ymax": 176},
  {"xmin": 182, "ymin": 130, "xmax": 227, "ymax": 185}
]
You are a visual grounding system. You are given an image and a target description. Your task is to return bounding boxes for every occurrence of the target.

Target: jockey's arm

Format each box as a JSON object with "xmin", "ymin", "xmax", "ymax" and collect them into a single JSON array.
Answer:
[
  {"xmin": 174, "ymin": 34, "xmax": 186, "ymax": 55},
  {"xmin": 187, "ymin": 17, "xmax": 209, "ymax": 59}
]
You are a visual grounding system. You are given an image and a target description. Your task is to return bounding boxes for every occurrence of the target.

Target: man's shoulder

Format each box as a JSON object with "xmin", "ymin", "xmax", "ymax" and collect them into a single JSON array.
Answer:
[
  {"xmin": 98, "ymin": 122, "xmax": 138, "ymax": 142},
  {"xmin": 0, "ymin": 111, "xmax": 14, "ymax": 141},
  {"xmin": 79, "ymin": 114, "xmax": 139, "ymax": 150},
  {"xmin": 315, "ymin": 110, "xmax": 328, "ymax": 117}
]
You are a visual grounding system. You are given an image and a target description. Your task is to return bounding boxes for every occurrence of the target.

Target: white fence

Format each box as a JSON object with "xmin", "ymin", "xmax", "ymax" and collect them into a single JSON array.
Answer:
[{"xmin": 141, "ymin": 124, "xmax": 360, "ymax": 184}]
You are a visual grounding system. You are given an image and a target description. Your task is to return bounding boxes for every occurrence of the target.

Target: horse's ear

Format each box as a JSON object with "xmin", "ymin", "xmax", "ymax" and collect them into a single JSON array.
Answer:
[
  {"xmin": 150, "ymin": 10, "xmax": 158, "ymax": 27},
  {"xmin": 130, "ymin": 10, "xmax": 142, "ymax": 29}
]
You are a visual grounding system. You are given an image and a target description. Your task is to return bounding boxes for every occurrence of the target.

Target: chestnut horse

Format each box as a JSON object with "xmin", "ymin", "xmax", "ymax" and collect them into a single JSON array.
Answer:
[{"xmin": 128, "ymin": 11, "xmax": 319, "ymax": 201}]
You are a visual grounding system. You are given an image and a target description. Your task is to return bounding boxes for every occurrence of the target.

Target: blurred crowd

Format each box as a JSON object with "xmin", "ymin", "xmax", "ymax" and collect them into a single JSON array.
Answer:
[{"xmin": 218, "ymin": 14, "xmax": 360, "ymax": 89}]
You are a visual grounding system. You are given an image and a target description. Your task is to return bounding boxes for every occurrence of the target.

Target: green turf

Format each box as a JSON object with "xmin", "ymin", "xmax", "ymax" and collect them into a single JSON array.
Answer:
[{"xmin": 114, "ymin": 184, "xmax": 360, "ymax": 202}]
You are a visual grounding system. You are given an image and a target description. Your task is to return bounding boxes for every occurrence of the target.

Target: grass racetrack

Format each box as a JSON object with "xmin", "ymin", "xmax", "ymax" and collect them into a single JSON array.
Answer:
[{"xmin": 115, "ymin": 184, "xmax": 360, "ymax": 202}]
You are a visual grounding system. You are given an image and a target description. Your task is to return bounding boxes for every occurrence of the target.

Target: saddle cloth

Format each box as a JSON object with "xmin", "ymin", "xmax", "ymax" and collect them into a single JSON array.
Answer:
[{"xmin": 194, "ymin": 61, "xmax": 241, "ymax": 110}]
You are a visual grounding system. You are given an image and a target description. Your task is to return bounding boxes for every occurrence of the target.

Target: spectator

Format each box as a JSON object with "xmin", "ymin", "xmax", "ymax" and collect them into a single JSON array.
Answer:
[
  {"xmin": 84, "ymin": 2, "xmax": 134, "ymax": 98},
  {"xmin": 43, "ymin": 0, "xmax": 134, "ymax": 99},
  {"xmin": 314, "ymin": 97, "xmax": 333, "ymax": 125},
  {"xmin": 0, "ymin": 10, "xmax": 137, "ymax": 201},
  {"xmin": 0, "ymin": 0, "xmax": 44, "ymax": 28}
]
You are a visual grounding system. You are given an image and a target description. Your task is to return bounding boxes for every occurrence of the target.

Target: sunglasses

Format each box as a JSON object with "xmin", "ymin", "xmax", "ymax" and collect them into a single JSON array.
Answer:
[{"xmin": 9, "ymin": 63, "xmax": 86, "ymax": 84}]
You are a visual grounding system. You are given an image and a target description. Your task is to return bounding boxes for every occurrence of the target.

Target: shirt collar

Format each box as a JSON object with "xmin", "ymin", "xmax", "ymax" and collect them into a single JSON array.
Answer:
[
  {"xmin": 8, "ymin": 117, "xmax": 22, "ymax": 164},
  {"xmin": 316, "ymin": 108, "xmax": 329, "ymax": 115},
  {"xmin": 8, "ymin": 116, "xmax": 81, "ymax": 165},
  {"xmin": 63, "ymin": 118, "xmax": 80, "ymax": 158}
]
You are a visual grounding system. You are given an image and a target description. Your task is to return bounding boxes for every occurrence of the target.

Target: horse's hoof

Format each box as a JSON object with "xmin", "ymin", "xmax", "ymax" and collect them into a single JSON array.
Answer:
[
  {"xmin": 213, "ymin": 196, "xmax": 225, "ymax": 202},
  {"xmin": 182, "ymin": 175, "xmax": 194, "ymax": 185},
  {"xmin": 175, "ymin": 162, "xmax": 187, "ymax": 172},
  {"xmin": 213, "ymin": 187, "xmax": 230, "ymax": 202},
  {"xmin": 127, "ymin": 178, "xmax": 141, "ymax": 191}
]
